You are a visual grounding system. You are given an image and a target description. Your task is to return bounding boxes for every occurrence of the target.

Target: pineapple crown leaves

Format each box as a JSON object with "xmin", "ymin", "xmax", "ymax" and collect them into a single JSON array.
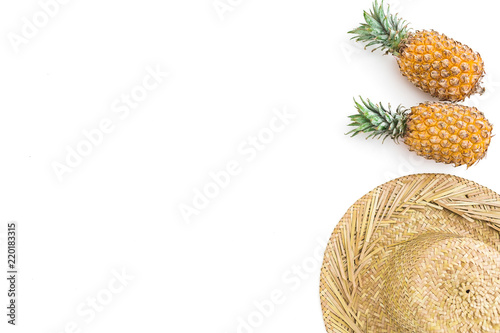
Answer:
[
  {"xmin": 348, "ymin": 0, "xmax": 410, "ymax": 56},
  {"xmin": 347, "ymin": 97, "xmax": 409, "ymax": 142}
]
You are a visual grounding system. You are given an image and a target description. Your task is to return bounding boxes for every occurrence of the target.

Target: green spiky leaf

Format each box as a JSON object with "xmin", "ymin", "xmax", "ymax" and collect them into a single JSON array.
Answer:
[
  {"xmin": 348, "ymin": 0, "xmax": 410, "ymax": 56},
  {"xmin": 346, "ymin": 97, "xmax": 409, "ymax": 142}
]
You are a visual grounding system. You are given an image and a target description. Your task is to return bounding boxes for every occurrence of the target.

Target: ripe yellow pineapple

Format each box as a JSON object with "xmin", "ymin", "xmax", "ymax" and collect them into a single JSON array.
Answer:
[
  {"xmin": 350, "ymin": 1, "xmax": 485, "ymax": 102},
  {"xmin": 347, "ymin": 98, "xmax": 493, "ymax": 167}
]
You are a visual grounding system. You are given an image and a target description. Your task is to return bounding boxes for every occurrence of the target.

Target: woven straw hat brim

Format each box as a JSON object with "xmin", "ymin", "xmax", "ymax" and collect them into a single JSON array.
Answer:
[{"xmin": 320, "ymin": 173, "xmax": 500, "ymax": 333}]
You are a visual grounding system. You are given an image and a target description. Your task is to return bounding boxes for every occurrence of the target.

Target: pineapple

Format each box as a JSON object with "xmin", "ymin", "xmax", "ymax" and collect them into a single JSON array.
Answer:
[
  {"xmin": 349, "ymin": 1, "xmax": 485, "ymax": 102},
  {"xmin": 347, "ymin": 97, "xmax": 493, "ymax": 167}
]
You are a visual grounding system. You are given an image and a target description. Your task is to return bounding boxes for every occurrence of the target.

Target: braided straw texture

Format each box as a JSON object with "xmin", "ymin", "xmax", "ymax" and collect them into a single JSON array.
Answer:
[{"xmin": 320, "ymin": 173, "xmax": 500, "ymax": 333}]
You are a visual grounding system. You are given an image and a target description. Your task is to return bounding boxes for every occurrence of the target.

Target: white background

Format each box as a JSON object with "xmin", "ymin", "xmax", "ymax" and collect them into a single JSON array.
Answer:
[{"xmin": 1, "ymin": 0, "xmax": 500, "ymax": 332}]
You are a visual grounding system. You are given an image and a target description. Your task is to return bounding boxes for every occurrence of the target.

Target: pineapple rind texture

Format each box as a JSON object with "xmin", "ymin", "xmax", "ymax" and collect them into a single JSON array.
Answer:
[
  {"xmin": 404, "ymin": 102, "xmax": 492, "ymax": 167},
  {"xmin": 397, "ymin": 30, "xmax": 485, "ymax": 102}
]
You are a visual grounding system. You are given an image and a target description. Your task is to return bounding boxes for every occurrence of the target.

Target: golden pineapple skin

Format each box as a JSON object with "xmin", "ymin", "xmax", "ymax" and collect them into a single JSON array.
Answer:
[
  {"xmin": 397, "ymin": 30, "xmax": 484, "ymax": 102},
  {"xmin": 404, "ymin": 102, "xmax": 492, "ymax": 167}
]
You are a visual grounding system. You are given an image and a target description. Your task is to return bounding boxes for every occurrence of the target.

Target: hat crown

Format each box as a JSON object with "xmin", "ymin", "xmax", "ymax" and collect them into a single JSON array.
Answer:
[{"xmin": 384, "ymin": 233, "xmax": 500, "ymax": 332}]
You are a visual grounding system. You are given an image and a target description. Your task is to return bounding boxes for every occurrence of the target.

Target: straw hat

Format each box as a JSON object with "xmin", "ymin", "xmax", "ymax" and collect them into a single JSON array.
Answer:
[{"xmin": 320, "ymin": 173, "xmax": 500, "ymax": 333}]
